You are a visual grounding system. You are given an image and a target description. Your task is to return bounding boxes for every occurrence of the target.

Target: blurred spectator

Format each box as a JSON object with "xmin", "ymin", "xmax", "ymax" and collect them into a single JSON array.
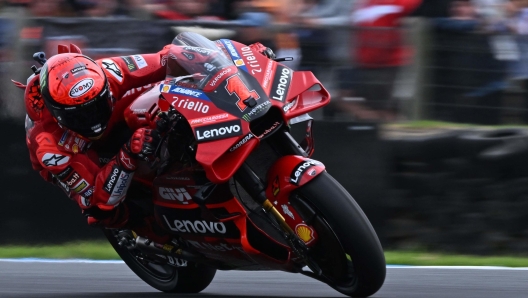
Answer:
[
  {"xmin": 149, "ymin": 0, "xmax": 223, "ymax": 21},
  {"xmin": 28, "ymin": 0, "xmax": 66, "ymax": 17},
  {"xmin": 504, "ymin": 0, "xmax": 528, "ymax": 122},
  {"xmin": 234, "ymin": 11, "xmax": 276, "ymax": 49},
  {"xmin": 295, "ymin": 0, "xmax": 355, "ymax": 118},
  {"xmin": 335, "ymin": 0, "xmax": 422, "ymax": 122},
  {"xmin": 431, "ymin": 0, "xmax": 507, "ymax": 124},
  {"xmin": 296, "ymin": 0, "xmax": 354, "ymax": 73}
]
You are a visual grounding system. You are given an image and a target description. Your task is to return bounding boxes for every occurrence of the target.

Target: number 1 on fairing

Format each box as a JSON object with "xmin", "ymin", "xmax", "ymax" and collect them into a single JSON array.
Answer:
[{"xmin": 225, "ymin": 75, "xmax": 260, "ymax": 112}]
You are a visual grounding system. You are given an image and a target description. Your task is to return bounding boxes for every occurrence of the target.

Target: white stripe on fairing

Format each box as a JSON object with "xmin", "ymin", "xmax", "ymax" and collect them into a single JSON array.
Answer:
[
  {"xmin": 0, "ymin": 260, "xmax": 527, "ymax": 270},
  {"xmin": 0, "ymin": 258, "xmax": 123, "ymax": 263}
]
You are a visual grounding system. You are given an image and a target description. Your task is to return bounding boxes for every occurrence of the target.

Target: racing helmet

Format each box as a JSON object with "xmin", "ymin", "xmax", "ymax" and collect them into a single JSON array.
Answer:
[{"xmin": 40, "ymin": 53, "xmax": 112, "ymax": 138}]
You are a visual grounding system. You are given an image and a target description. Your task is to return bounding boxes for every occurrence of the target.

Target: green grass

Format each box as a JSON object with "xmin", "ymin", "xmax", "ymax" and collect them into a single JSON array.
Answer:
[
  {"xmin": 385, "ymin": 251, "xmax": 528, "ymax": 267},
  {"xmin": 2, "ymin": 242, "xmax": 528, "ymax": 267},
  {"xmin": 0, "ymin": 241, "xmax": 119, "ymax": 260},
  {"xmin": 387, "ymin": 120, "xmax": 528, "ymax": 130}
]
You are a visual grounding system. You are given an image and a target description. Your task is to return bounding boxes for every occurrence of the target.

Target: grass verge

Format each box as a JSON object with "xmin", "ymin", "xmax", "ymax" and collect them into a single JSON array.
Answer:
[{"xmin": 2, "ymin": 242, "xmax": 528, "ymax": 267}]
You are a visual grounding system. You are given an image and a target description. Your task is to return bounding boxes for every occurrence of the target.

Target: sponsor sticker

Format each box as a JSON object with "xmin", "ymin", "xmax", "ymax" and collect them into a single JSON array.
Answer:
[
  {"xmin": 183, "ymin": 46, "xmax": 212, "ymax": 56},
  {"xmin": 72, "ymin": 179, "xmax": 89, "ymax": 193},
  {"xmin": 257, "ymin": 121, "xmax": 281, "ymax": 139},
  {"xmin": 270, "ymin": 66, "xmax": 292, "ymax": 102},
  {"xmin": 194, "ymin": 120, "xmax": 243, "ymax": 142},
  {"xmin": 108, "ymin": 171, "xmax": 133, "ymax": 205},
  {"xmin": 121, "ymin": 56, "xmax": 137, "ymax": 72},
  {"xmin": 289, "ymin": 159, "xmax": 320, "ymax": 185},
  {"xmin": 65, "ymin": 172, "xmax": 80, "ymax": 187},
  {"xmin": 295, "ymin": 224, "xmax": 315, "ymax": 244},
  {"xmin": 163, "ymin": 85, "xmax": 210, "ymax": 100},
  {"xmin": 182, "ymin": 52, "xmax": 195, "ymax": 60},
  {"xmin": 70, "ymin": 66, "xmax": 86, "ymax": 74},
  {"xmin": 103, "ymin": 166, "xmax": 120, "ymax": 194},
  {"xmin": 229, "ymin": 133, "xmax": 254, "ymax": 152},
  {"xmin": 132, "ymin": 55, "xmax": 147, "ymax": 69},
  {"xmin": 158, "ymin": 187, "xmax": 192, "ymax": 204},
  {"xmin": 282, "ymin": 204, "xmax": 295, "ymax": 220},
  {"xmin": 240, "ymin": 46, "xmax": 262, "ymax": 75},
  {"xmin": 171, "ymin": 98, "xmax": 210, "ymax": 114},
  {"xmin": 187, "ymin": 240, "xmax": 245, "ymax": 253},
  {"xmin": 82, "ymin": 186, "xmax": 94, "ymax": 198},
  {"xmin": 221, "ymin": 40, "xmax": 240, "ymax": 59},
  {"xmin": 69, "ymin": 78, "xmax": 94, "ymax": 98},
  {"xmin": 42, "ymin": 153, "xmax": 70, "ymax": 167},
  {"xmin": 283, "ymin": 100, "xmax": 296, "ymax": 113},
  {"xmin": 242, "ymin": 101, "xmax": 271, "ymax": 121},
  {"xmin": 262, "ymin": 59, "xmax": 275, "ymax": 90},
  {"xmin": 101, "ymin": 59, "xmax": 123, "ymax": 83},
  {"xmin": 189, "ymin": 113, "xmax": 229, "ymax": 125},
  {"xmin": 209, "ymin": 68, "xmax": 232, "ymax": 87},
  {"xmin": 119, "ymin": 151, "xmax": 136, "ymax": 171},
  {"xmin": 57, "ymin": 167, "xmax": 73, "ymax": 180},
  {"xmin": 162, "ymin": 215, "xmax": 228, "ymax": 235}
]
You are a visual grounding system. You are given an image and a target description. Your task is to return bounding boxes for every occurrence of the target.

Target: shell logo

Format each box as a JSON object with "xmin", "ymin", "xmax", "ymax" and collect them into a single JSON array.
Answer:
[
  {"xmin": 295, "ymin": 224, "xmax": 315, "ymax": 244},
  {"xmin": 162, "ymin": 85, "xmax": 170, "ymax": 93},
  {"xmin": 234, "ymin": 59, "xmax": 245, "ymax": 66}
]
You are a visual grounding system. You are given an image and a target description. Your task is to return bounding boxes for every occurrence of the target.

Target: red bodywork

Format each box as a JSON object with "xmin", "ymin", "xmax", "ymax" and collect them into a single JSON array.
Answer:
[{"xmin": 124, "ymin": 40, "xmax": 330, "ymax": 270}]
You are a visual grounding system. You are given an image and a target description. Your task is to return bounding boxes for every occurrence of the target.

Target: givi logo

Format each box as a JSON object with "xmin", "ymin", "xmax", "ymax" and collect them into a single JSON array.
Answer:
[{"xmin": 159, "ymin": 187, "xmax": 192, "ymax": 204}]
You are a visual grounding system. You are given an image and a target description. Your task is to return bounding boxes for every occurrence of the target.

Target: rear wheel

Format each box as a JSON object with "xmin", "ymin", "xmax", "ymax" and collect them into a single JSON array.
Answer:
[
  {"xmin": 104, "ymin": 229, "xmax": 216, "ymax": 293},
  {"xmin": 294, "ymin": 172, "xmax": 386, "ymax": 297}
]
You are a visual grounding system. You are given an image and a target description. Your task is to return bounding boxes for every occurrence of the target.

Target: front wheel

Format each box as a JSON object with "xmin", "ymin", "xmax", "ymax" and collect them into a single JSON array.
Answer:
[
  {"xmin": 295, "ymin": 172, "xmax": 386, "ymax": 297},
  {"xmin": 104, "ymin": 229, "xmax": 216, "ymax": 293}
]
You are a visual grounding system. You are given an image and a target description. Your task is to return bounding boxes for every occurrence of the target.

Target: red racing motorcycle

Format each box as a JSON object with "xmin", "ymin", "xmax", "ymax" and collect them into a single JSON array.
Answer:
[{"xmin": 104, "ymin": 32, "xmax": 385, "ymax": 297}]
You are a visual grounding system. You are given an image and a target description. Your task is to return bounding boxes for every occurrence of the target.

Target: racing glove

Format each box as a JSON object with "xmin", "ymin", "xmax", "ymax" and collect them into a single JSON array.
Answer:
[
  {"xmin": 249, "ymin": 42, "xmax": 276, "ymax": 59},
  {"xmin": 84, "ymin": 204, "xmax": 129, "ymax": 228},
  {"xmin": 121, "ymin": 128, "xmax": 161, "ymax": 164}
]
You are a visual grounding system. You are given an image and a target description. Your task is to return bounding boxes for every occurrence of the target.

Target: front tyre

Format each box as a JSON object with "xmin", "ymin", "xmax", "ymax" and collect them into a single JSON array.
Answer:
[
  {"xmin": 104, "ymin": 229, "xmax": 216, "ymax": 293},
  {"xmin": 295, "ymin": 172, "xmax": 386, "ymax": 297}
]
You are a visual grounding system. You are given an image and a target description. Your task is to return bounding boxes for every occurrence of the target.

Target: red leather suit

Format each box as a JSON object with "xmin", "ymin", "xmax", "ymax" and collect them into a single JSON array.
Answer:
[{"xmin": 23, "ymin": 41, "xmax": 270, "ymax": 226}]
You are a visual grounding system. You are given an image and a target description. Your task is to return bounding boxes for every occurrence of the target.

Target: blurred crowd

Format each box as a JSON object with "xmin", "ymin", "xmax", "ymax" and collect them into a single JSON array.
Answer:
[
  {"xmin": 3, "ymin": 0, "xmax": 528, "ymax": 124},
  {"xmin": 431, "ymin": 0, "xmax": 528, "ymax": 125},
  {"xmin": 0, "ymin": 0, "xmax": 427, "ymax": 122}
]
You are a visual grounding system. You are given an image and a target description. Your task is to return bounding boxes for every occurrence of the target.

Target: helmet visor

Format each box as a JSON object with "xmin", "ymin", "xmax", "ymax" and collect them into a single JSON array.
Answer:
[{"xmin": 49, "ymin": 87, "xmax": 112, "ymax": 138}]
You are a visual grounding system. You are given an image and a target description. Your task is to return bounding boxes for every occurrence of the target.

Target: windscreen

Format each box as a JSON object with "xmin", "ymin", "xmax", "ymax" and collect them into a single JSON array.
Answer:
[{"xmin": 166, "ymin": 32, "xmax": 234, "ymax": 90}]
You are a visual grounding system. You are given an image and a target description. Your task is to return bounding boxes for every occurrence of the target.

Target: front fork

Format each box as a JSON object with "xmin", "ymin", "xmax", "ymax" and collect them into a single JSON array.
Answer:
[{"xmin": 233, "ymin": 158, "xmax": 325, "ymax": 275}]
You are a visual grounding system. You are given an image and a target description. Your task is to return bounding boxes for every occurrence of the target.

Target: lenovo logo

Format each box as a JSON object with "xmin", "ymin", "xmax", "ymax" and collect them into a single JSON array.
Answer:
[
  {"xmin": 104, "ymin": 167, "xmax": 120, "ymax": 193},
  {"xmin": 195, "ymin": 120, "xmax": 243, "ymax": 142},
  {"xmin": 163, "ymin": 216, "xmax": 227, "ymax": 234},
  {"xmin": 271, "ymin": 67, "xmax": 292, "ymax": 102},
  {"xmin": 290, "ymin": 160, "xmax": 319, "ymax": 185}
]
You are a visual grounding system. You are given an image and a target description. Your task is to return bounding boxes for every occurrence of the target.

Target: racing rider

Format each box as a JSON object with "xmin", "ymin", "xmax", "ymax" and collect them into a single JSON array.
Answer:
[{"xmin": 17, "ymin": 33, "xmax": 275, "ymax": 230}]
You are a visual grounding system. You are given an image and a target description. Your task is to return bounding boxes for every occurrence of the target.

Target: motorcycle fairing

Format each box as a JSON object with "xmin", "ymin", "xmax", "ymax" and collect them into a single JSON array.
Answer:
[
  {"xmin": 265, "ymin": 155, "xmax": 326, "ymax": 245},
  {"xmin": 153, "ymin": 175, "xmax": 293, "ymax": 269}
]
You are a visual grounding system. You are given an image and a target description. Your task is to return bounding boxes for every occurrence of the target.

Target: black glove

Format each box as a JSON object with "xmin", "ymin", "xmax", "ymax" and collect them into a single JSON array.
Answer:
[{"xmin": 262, "ymin": 47, "xmax": 276, "ymax": 60}]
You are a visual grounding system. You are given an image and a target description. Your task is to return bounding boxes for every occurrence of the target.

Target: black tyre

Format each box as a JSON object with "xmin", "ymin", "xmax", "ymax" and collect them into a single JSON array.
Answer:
[
  {"xmin": 295, "ymin": 172, "xmax": 386, "ymax": 297},
  {"xmin": 104, "ymin": 229, "xmax": 216, "ymax": 293}
]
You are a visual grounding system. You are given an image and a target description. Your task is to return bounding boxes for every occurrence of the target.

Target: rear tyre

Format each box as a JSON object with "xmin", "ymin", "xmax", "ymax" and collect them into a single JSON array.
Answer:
[
  {"xmin": 104, "ymin": 229, "xmax": 216, "ymax": 293},
  {"xmin": 296, "ymin": 172, "xmax": 386, "ymax": 297}
]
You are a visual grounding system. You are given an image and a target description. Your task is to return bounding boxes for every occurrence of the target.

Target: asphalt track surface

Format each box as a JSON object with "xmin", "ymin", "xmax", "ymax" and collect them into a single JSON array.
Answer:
[{"xmin": 1, "ymin": 261, "xmax": 528, "ymax": 298}]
